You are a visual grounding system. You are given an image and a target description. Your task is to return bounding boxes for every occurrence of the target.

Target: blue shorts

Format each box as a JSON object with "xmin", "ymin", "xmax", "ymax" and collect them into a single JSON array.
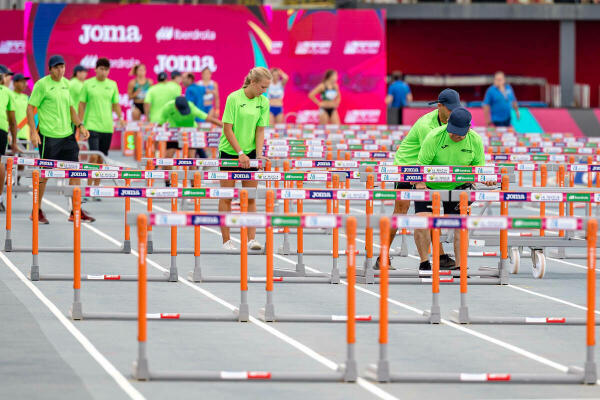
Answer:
[{"xmin": 270, "ymin": 106, "xmax": 283, "ymax": 117}]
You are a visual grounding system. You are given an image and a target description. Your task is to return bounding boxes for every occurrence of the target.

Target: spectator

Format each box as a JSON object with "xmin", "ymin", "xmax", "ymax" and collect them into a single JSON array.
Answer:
[
  {"xmin": 385, "ymin": 71, "xmax": 412, "ymax": 125},
  {"xmin": 483, "ymin": 71, "xmax": 520, "ymax": 127},
  {"xmin": 308, "ymin": 70, "xmax": 341, "ymax": 125},
  {"xmin": 127, "ymin": 64, "xmax": 153, "ymax": 121}
]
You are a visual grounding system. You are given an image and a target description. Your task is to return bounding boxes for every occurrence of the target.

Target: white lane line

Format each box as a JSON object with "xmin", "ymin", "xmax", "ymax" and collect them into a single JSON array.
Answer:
[
  {"xmin": 0, "ymin": 251, "xmax": 145, "ymax": 400},
  {"xmin": 142, "ymin": 201, "xmax": 586, "ymax": 378},
  {"xmin": 38, "ymin": 197, "xmax": 399, "ymax": 400}
]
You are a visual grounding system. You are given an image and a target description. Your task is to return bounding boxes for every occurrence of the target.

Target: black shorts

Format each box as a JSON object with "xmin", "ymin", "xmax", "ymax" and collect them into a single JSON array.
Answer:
[
  {"xmin": 40, "ymin": 132, "xmax": 79, "ymax": 162},
  {"xmin": 219, "ymin": 150, "xmax": 258, "ymax": 172},
  {"xmin": 133, "ymin": 102, "xmax": 145, "ymax": 115},
  {"xmin": 414, "ymin": 184, "xmax": 473, "ymax": 215},
  {"xmin": 166, "ymin": 141, "xmax": 180, "ymax": 150},
  {"xmin": 88, "ymin": 131, "xmax": 112, "ymax": 156},
  {"xmin": 0, "ymin": 129, "xmax": 7, "ymax": 156}
]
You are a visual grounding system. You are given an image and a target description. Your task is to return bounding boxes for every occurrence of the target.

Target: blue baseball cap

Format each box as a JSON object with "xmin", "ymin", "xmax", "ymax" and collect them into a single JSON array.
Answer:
[
  {"xmin": 48, "ymin": 55, "xmax": 65, "ymax": 68},
  {"xmin": 73, "ymin": 65, "xmax": 86, "ymax": 75},
  {"xmin": 0, "ymin": 64, "xmax": 9, "ymax": 75},
  {"xmin": 447, "ymin": 107, "xmax": 472, "ymax": 136},
  {"xmin": 13, "ymin": 73, "xmax": 30, "ymax": 82},
  {"xmin": 170, "ymin": 70, "xmax": 181, "ymax": 79},
  {"xmin": 428, "ymin": 88, "xmax": 461, "ymax": 111},
  {"xmin": 175, "ymin": 96, "xmax": 191, "ymax": 116}
]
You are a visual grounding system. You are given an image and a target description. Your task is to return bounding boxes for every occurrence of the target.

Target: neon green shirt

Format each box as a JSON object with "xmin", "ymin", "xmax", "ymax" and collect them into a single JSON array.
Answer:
[
  {"xmin": 0, "ymin": 85, "xmax": 15, "ymax": 133},
  {"xmin": 417, "ymin": 125, "xmax": 485, "ymax": 190},
  {"xmin": 218, "ymin": 88, "xmax": 269, "ymax": 156},
  {"xmin": 394, "ymin": 109, "xmax": 441, "ymax": 165},
  {"xmin": 69, "ymin": 78, "xmax": 84, "ymax": 105},
  {"xmin": 167, "ymin": 81, "xmax": 182, "ymax": 97},
  {"xmin": 158, "ymin": 100, "xmax": 207, "ymax": 128},
  {"xmin": 79, "ymin": 77, "xmax": 119, "ymax": 134},
  {"xmin": 28, "ymin": 76, "xmax": 73, "ymax": 138},
  {"xmin": 145, "ymin": 83, "xmax": 177, "ymax": 123},
  {"xmin": 13, "ymin": 92, "xmax": 28, "ymax": 139}
]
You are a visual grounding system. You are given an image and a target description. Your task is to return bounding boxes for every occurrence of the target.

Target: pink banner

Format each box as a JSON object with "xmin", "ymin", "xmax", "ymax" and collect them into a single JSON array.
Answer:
[
  {"xmin": 0, "ymin": 10, "xmax": 24, "ymax": 75},
  {"xmin": 25, "ymin": 4, "xmax": 386, "ymax": 123}
]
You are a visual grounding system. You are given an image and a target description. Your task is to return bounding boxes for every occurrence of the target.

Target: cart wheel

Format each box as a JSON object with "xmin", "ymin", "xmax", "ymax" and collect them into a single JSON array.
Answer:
[
  {"xmin": 531, "ymin": 250, "xmax": 546, "ymax": 279},
  {"xmin": 509, "ymin": 247, "xmax": 520, "ymax": 274}
]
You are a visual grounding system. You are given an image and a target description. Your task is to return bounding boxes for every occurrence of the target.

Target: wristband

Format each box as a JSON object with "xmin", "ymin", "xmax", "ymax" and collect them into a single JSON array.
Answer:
[{"xmin": 238, "ymin": 150, "xmax": 244, "ymax": 156}]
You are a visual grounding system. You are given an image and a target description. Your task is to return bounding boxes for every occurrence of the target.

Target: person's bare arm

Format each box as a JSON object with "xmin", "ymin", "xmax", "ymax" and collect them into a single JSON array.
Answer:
[
  {"xmin": 27, "ymin": 105, "xmax": 39, "ymax": 147},
  {"xmin": 70, "ymin": 106, "xmax": 89, "ymax": 139},
  {"xmin": 127, "ymin": 79, "xmax": 138, "ymax": 99},
  {"xmin": 407, "ymin": 93, "xmax": 413, "ymax": 103},
  {"xmin": 144, "ymin": 103, "xmax": 150, "ymax": 118},
  {"xmin": 385, "ymin": 94, "xmax": 393, "ymax": 105},
  {"xmin": 280, "ymin": 70, "xmax": 289, "ymax": 85},
  {"xmin": 308, "ymin": 83, "xmax": 323, "ymax": 107},
  {"xmin": 213, "ymin": 81, "xmax": 220, "ymax": 116},
  {"xmin": 513, "ymin": 101, "xmax": 520, "ymax": 120},
  {"xmin": 206, "ymin": 114, "xmax": 222, "ymax": 127},
  {"xmin": 112, "ymin": 103, "xmax": 125, "ymax": 127},
  {"xmin": 482, "ymin": 105, "xmax": 492, "ymax": 126},
  {"xmin": 334, "ymin": 84, "xmax": 341, "ymax": 107},
  {"xmin": 7, "ymin": 110, "xmax": 17, "ymax": 152},
  {"xmin": 78, "ymin": 102, "xmax": 85, "ymax": 121}
]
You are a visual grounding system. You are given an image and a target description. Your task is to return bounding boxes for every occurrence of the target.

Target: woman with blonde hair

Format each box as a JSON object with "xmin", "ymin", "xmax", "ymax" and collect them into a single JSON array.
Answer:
[
  {"xmin": 268, "ymin": 67, "xmax": 288, "ymax": 125},
  {"xmin": 308, "ymin": 69, "xmax": 341, "ymax": 124},
  {"xmin": 218, "ymin": 66, "xmax": 271, "ymax": 250},
  {"xmin": 127, "ymin": 64, "xmax": 153, "ymax": 121}
]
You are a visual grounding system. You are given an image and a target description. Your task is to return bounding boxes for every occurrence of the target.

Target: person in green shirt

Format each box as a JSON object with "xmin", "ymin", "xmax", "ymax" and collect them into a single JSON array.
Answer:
[
  {"xmin": 12, "ymin": 74, "xmax": 30, "ymax": 142},
  {"xmin": 144, "ymin": 72, "xmax": 176, "ymax": 123},
  {"xmin": 0, "ymin": 64, "xmax": 17, "ymax": 212},
  {"xmin": 69, "ymin": 65, "xmax": 87, "ymax": 107},
  {"xmin": 78, "ymin": 58, "xmax": 125, "ymax": 187},
  {"xmin": 157, "ymin": 96, "xmax": 222, "ymax": 158},
  {"xmin": 167, "ymin": 70, "xmax": 183, "ymax": 98},
  {"xmin": 27, "ymin": 55, "xmax": 91, "ymax": 224},
  {"xmin": 413, "ymin": 107, "xmax": 494, "ymax": 271},
  {"xmin": 377, "ymin": 89, "xmax": 460, "ymax": 270},
  {"xmin": 218, "ymin": 67, "xmax": 271, "ymax": 251}
]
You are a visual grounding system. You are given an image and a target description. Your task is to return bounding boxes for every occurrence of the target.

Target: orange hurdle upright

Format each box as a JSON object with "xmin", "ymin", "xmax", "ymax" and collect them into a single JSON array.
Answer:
[{"xmin": 70, "ymin": 188, "xmax": 83, "ymax": 319}]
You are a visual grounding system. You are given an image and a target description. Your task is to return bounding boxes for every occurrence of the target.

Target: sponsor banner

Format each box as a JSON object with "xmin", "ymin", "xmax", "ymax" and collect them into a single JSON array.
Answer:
[
  {"xmin": 280, "ymin": 190, "xmax": 306, "ymax": 199},
  {"xmin": 432, "ymin": 217, "xmax": 463, "ymax": 229},
  {"xmin": 146, "ymin": 188, "xmax": 179, "ymax": 198},
  {"xmin": 373, "ymin": 191, "xmax": 397, "ymax": 200},
  {"xmin": 309, "ymin": 190, "xmax": 333, "ymax": 200},
  {"xmin": 530, "ymin": 192, "xmax": 564, "ymax": 202},
  {"xmin": 56, "ymin": 161, "xmax": 81, "ymax": 169},
  {"xmin": 511, "ymin": 218, "xmax": 542, "ymax": 229},
  {"xmin": 344, "ymin": 109, "xmax": 381, "ymax": 124},
  {"xmin": 426, "ymin": 174, "xmax": 453, "ymax": 182},
  {"xmin": 182, "ymin": 188, "xmax": 207, "ymax": 197},
  {"xmin": 284, "ymin": 173, "xmax": 305, "ymax": 181},
  {"xmin": 544, "ymin": 217, "xmax": 578, "ymax": 231},
  {"xmin": 43, "ymin": 170, "xmax": 66, "ymax": 178},
  {"xmin": 467, "ymin": 217, "xmax": 508, "ymax": 230},
  {"xmin": 196, "ymin": 159, "xmax": 220, "ymax": 167},
  {"xmin": 121, "ymin": 171, "xmax": 143, "ymax": 179},
  {"xmin": 336, "ymin": 190, "xmax": 369, "ymax": 200},
  {"xmin": 334, "ymin": 161, "xmax": 359, "ymax": 168},
  {"xmin": 271, "ymin": 216, "xmax": 301, "ymax": 227},
  {"xmin": 303, "ymin": 215, "xmax": 339, "ymax": 228},
  {"xmin": 395, "ymin": 216, "xmax": 428, "ymax": 229},
  {"xmin": 399, "ymin": 190, "xmax": 427, "ymax": 201},
  {"xmin": 503, "ymin": 192, "xmax": 527, "ymax": 201},
  {"xmin": 424, "ymin": 166, "xmax": 450, "ymax": 174},
  {"xmin": 175, "ymin": 159, "xmax": 194, "ymax": 166},
  {"xmin": 67, "ymin": 170, "xmax": 90, "ymax": 178},
  {"xmin": 455, "ymin": 174, "xmax": 475, "ymax": 182},
  {"xmin": 566, "ymin": 193, "xmax": 591, "ymax": 202},
  {"xmin": 156, "ymin": 159, "xmax": 174, "ymax": 166},
  {"xmin": 16, "ymin": 157, "xmax": 35, "ymax": 166},
  {"xmin": 190, "ymin": 214, "xmax": 221, "ymax": 226},
  {"xmin": 472, "ymin": 191, "xmax": 500, "ymax": 202},
  {"xmin": 91, "ymin": 170, "xmax": 119, "ymax": 179},
  {"xmin": 306, "ymin": 173, "xmax": 328, "ymax": 181},
  {"xmin": 144, "ymin": 171, "xmax": 169, "ymax": 179},
  {"xmin": 381, "ymin": 173, "xmax": 402, "ymax": 182},
  {"xmin": 153, "ymin": 213, "xmax": 187, "ymax": 226},
  {"xmin": 473, "ymin": 166, "xmax": 496, "ymax": 174},
  {"xmin": 87, "ymin": 187, "xmax": 116, "ymax": 197},
  {"xmin": 37, "ymin": 159, "xmax": 57, "ymax": 168},
  {"xmin": 516, "ymin": 163, "xmax": 537, "ymax": 171},
  {"xmin": 117, "ymin": 188, "xmax": 144, "ymax": 197},
  {"xmin": 379, "ymin": 166, "xmax": 400, "ymax": 174},
  {"xmin": 81, "ymin": 163, "xmax": 100, "ymax": 170},
  {"xmin": 225, "ymin": 214, "xmax": 267, "ymax": 228},
  {"xmin": 476, "ymin": 174, "xmax": 499, "ymax": 183},
  {"xmin": 231, "ymin": 172, "xmax": 252, "ymax": 180},
  {"xmin": 254, "ymin": 172, "xmax": 281, "ymax": 181},
  {"xmin": 293, "ymin": 160, "xmax": 313, "ymax": 168},
  {"xmin": 209, "ymin": 188, "xmax": 235, "ymax": 198},
  {"xmin": 569, "ymin": 164, "xmax": 588, "ymax": 172},
  {"xmin": 207, "ymin": 172, "xmax": 229, "ymax": 180}
]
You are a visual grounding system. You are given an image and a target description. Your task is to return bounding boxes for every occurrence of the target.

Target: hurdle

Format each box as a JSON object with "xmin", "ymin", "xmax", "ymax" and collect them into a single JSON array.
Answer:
[
  {"xmin": 132, "ymin": 214, "xmax": 358, "ymax": 382},
  {"xmin": 366, "ymin": 217, "xmax": 597, "ymax": 384}
]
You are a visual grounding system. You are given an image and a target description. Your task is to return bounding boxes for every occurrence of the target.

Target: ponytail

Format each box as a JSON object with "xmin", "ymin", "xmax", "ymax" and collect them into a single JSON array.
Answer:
[{"xmin": 242, "ymin": 66, "xmax": 272, "ymax": 88}]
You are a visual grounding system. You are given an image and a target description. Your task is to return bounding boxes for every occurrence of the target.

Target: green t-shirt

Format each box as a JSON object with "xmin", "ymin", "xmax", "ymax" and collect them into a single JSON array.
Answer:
[
  {"xmin": 158, "ymin": 100, "xmax": 207, "ymax": 128},
  {"xmin": 394, "ymin": 109, "xmax": 441, "ymax": 166},
  {"xmin": 218, "ymin": 88, "xmax": 269, "ymax": 156},
  {"xmin": 28, "ymin": 76, "xmax": 73, "ymax": 138},
  {"xmin": 417, "ymin": 125, "xmax": 485, "ymax": 190},
  {"xmin": 79, "ymin": 77, "xmax": 119, "ymax": 134},
  {"xmin": 167, "ymin": 81, "xmax": 182, "ymax": 97},
  {"xmin": 69, "ymin": 78, "xmax": 84, "ymax": 105},
  {"xmin": 13, "ymin": 92, "xmax": 28, "ymax": 139},
  {"xmin": 0, "ymin": 85, "xmax": 15, "ymax": 133},
  {"xmin": 145, "ymin": 83, "xmax": 177, "ymax": 123}
]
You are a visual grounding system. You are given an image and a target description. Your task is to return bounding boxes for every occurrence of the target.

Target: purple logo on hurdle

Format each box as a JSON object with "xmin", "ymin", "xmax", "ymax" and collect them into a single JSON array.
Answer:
[
  {"xmin": 191, "ymin": 215, "xmax": 221, "ymax": 225},
  {"xmin": 68, "ymin": 171, "xmax": 88, "ymax": 178},
  {"xmin": 176, "ymin": 160, "xmax": 194, "ymax": 166},
  {"xmin": 404, "ymin": 174, "xmax": 423, "ymax": 182},
  {"xmin": 433, "ymin": 217, "xmax": 462, "ymax": 228},
  {"xmin": 503, "ymin": 192, "xmax": 527, "ymax": 201},
  {"xmin": 590, "ymin": 165, "xmax": 600, "ymax": 172},
  {"xmin": 529, "ymin": 147, "xmax": 543, "ymax": 153},
  {"xmin": 118, "ymin": 188, "xmax": 143, "ymax": 197},
  {"xmin": 401, "ymin": 166, "xmax": 420, "ymax": 173},
  {"xmin": 315, "ymin": 161, "xmax": 333, "ymax": 167},
  {"xmin": 232, "ymin": 172, "xmax": 252, "ymax": 180},
  {"xmin": 493, "ymin": 155, "xmax": 509, "ymax": 161},
  {"xmin": 371, "ymin": 152, "xmax": 387, "ymax": 158},
  {"xmin": 38, "ymin": 160, "xmax": 55, "ymax": 167},
  {"xmin": 309, "ymin": 190, "xmax": 333, "ymax": 199}
]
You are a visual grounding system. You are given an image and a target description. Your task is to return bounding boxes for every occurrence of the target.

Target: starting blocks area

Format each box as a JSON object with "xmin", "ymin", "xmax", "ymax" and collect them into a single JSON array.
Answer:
[{"xmin": 1, "ymin": 149, "xmax": 600, "ymax": 400}]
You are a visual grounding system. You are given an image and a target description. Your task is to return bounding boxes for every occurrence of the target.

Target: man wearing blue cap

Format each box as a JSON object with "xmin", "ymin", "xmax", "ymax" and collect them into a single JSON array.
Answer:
[
  {"xmin": 157, "ymin": 96, "xmax": 222, "ymax": 158},
  {"xmin": 0, "ymin": 64, "xmax": 17, "ymax": 212},
  {"xmin": 69, "ymin": 65, "xmax": 87, "ymax": 107},
  {"xmin": 27, "ymin": 55, "xmax": 92, "ymax": 224},
  {"xmin": 413, "ymin": 107, "xmax": 494, "ymax": 271},
  {"xmin": 376, "ymin": 88, "xmax": 461, "ymax": 270}
]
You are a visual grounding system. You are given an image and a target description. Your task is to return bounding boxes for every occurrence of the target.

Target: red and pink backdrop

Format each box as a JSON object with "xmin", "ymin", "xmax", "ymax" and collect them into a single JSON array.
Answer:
[{"xmin": 24, "ymin": 4, "xmax": 387, "ymax": 123}]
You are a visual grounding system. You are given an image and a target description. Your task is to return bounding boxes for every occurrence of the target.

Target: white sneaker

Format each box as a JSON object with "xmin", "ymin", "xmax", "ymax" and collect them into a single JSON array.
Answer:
[
  {"xmin": 222, "ymin": 240, "xmax": 237, "ymax": 250},
  {"xmin": 248, "ymin": 239, "xmax": 263, "ymax": 251}
]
